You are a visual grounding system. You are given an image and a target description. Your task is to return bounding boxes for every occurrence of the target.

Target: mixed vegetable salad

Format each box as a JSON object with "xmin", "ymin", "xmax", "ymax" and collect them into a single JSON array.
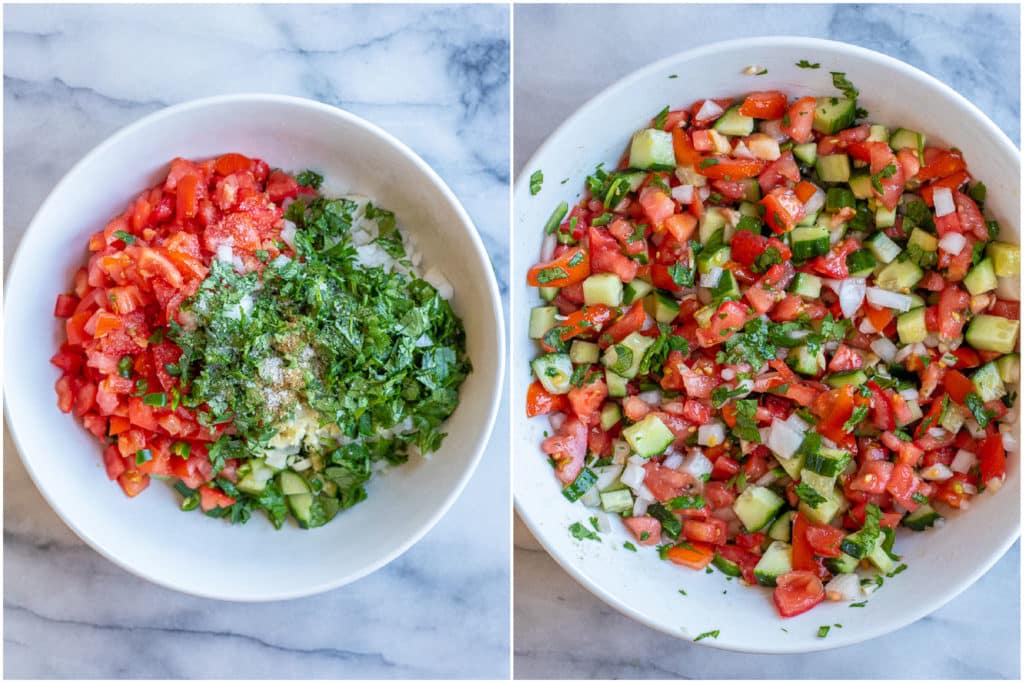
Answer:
[
  {"xmin": 526, "ymin": 77, "xmax": 1018, "ymax": 619},
  {"xmin": 53, "ymin": 154, "xmax": 469, "ymax": 528}
]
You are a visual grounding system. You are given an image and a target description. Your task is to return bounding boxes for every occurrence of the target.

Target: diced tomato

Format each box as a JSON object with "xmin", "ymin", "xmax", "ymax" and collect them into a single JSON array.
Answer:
[
  {"xmin": 588, "ymin": 227, "xmax": 638, "ymax": 283},
  {"xmin": 729, "ymin": 229, "xmax": 768, "ymax": 267},
  {"xmin": 739, "ymin": 91, "xmax": 788, "ymax": 120},
  {"xmin": 601, "ymin": 301, "xmax": 646, "ymax": 347},
  {"xmin": 758, "ymin": 151, "xmax": 801, "ymax": 195},
  {"xmin": 697, "ymin": 156, "xmax": 765, "ymax": 180},
  {"xmin": 683, "ymin": 518, "xmax": 728, "ymax": 545},
  {"xmin": 638, "ymin": 186, "xmax": 677, "ymax": 228},
  {"xmin": 695, "ymin": 300, "xmax": 749, "ymax": 348},
  {"xmin": 567, "ymin": 375, "xmax": 608, "ymax": 424},
  {"xmin": 805, "ymin": 524, "xmax": 845, "ymax": 558},
  {"xmin": 917, "ymin": 148, "xmax": 967, "ymax": 182},
  {"xmin": 541, "ymin": 417, "xmax": 588, "ymax": 484},
  {"xmin": 977, "ymin": 433, "xmax": 1007, "ymax": 487},
  {"xmin": 643, "ymin": 461, "xmax": 699, "ymax": 502},
  {"xmin": 117, "ymin": 470, "xmax": 150, "ymax": 497},
  {"xmin": 622, "ymin": 516, "xmax": 662, "ymax": 546},
  {"xmin": 761, "ymin": 187, "xmax": 805, "ymax": 233},
  {"xmin": 198, "ymin": 485, "xmax": 236, "ymax": 512},
  {"xmin": 773, "ymin": 570, "xmax": 825, "ymax": 617},
  {"xmin": 666, "ymin": 540, "xmax": 716, "ymax": 570},
  {"xmin": 672, "ymin": 128, "xmax": 704, "ymax": 167},
  {"xmin": 526, "ymin": 380, "xmax": 569, "ymax": 418},
  {"xmin": 780, "ymin": 97, "xmax": 816, "ymax": 143}
]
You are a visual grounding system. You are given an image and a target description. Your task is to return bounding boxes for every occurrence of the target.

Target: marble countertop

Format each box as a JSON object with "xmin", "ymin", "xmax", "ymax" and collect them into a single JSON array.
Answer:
[
  {"xmin": 513, "ymin": 3, "xmax": 1020, "ymax": 679},
  {"xmin": 4, "ymin": 4, "xmax": 510, "ymax": 679}
]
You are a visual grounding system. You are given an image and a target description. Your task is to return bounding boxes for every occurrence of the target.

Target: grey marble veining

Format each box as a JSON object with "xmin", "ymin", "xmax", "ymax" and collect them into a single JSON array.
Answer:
[
  {"xmin": 514, "ymin": 3, "xmax": 1020, "ymax": 679},
  {"xmin": 4, "ymin": 4, "xmax": 510, "ymax": 679}
]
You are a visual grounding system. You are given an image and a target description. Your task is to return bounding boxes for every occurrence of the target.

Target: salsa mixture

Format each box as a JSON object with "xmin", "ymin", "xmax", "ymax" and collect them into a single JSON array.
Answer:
[
  {"xmin": 53, "ymin": 154, "xmax": 469, "ymax": 528},
  {"xmin": 526, "ymin": 77, "xmax": 1018, "ymax": 619}
]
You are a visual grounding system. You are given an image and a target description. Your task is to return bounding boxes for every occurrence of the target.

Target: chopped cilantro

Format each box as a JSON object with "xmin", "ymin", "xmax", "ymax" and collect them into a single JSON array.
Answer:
[
  {"xmin": 295, "ymin": 169, "xmax": 324, "ymax": 189},
  {"xmin": 529, "ymin": 169, "xmax": 544, "ymax": 195},
  {"xmin": 796, "ymin": 60, "xmax": 821, "ymax": 69},
  {"xmin": 830, "ymin": 71, "xmax": 859, "ymax": 100},
  {"xmin": 569, "ymin": 521, "xmax": 601, "ymax": 542},
  {"xmin": 795, "ymin": 482, "xmax": 827, "ymax": 508},
  {"xmin": 817, "ymin": 625, "xmax": 831, "ymax": 638},
  {"xmin": 624, "ymin": 541, "xmax": 638, "ymax": 552},
  {"xmin": 694, "ymin": 629, "xmax": 720, "ymax": 642},
  {"xmin": 653, "ymin": 106, "xmax": 670, "ymax": 130},
  {"xmin": 843, "ymin": 404, "xmax": 869, "ymax": 430}
]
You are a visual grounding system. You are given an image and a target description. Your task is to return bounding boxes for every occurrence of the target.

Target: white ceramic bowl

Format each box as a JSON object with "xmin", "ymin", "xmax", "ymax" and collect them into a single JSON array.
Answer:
[
  {"xmin": 514, "ymin": 37, "xmax": 1020, "ymax": 652},
  {"xmin": 5, "ymin": 94, "xmax": 505, "ymax": 601}
]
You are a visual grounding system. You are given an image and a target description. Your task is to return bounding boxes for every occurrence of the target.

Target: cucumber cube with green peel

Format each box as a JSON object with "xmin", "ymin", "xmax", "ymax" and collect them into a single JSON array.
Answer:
[{"xmin": 629, "ymin": 129, "xmax": 676, "ymax": 170}]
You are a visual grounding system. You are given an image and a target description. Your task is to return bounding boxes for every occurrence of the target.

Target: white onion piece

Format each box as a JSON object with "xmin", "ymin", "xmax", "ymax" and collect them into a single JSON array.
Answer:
[
  {"xmin": 280, "ymin": 220, "xmax": 297, "ymax": 248},
  {"xmin": 759, "ymin": 118, "xmax": 788, "ymax": 142},
  {"xmin": 921, "ymin": 463, "xmax": 954, "ymax": 481},
  {"xmin": 785, "ymin": 412, "xmax": 810, "ymax": 432},
  {"xmin": 700, "ymin": 267, "xmax": 723, "ymax": 288},
  {"xmin": 713, "ymin": 506, "xmax": 738, "ymax": 521},
  {"xmin": 933, "ymin": 187, "xmax": 955, "ymax": 217},
  {"xmin": 826, "ymin": 574, "xmax": 864, "ymax": 601},
  {"xmin": 938, "ymin": 232, "xmax": 967, "ymax": 255},
  {"xmin": 540, "ymin": 232, "xmax": 557, "ymax": 262},
  {"xmin": 768, "ymin": 418, "xmax": 804, "ymax": 460},
  {"xmin": 996, "ymin": 274, "xmax": 1021, "ymax": 302},
  {"xmin": 663, "ymin": 453, "xmax": 684, "ymax": 470},
  {"xmin": 899, "ymin": 387, "xmax": 920, "ymax": 402},
  {"xmin": 549, "ymin": 412, "xmax": 566, "ymax": 432},
  {"xmin": 804, "ymin": 187, "xmax": 826, "ymax": 216},
  {"xmin": 870, "ymin": 337, "xmax": 898, "ymax": 363},
  {"xmin": 966, "ymin": 418, "xmax": 988, "ymax": 438},
  {"xmin": 698, "ymin": 421, "xmax": 726, "ymax": 447},
  {"xmin": 580, "ymin": 486, "xmax": 601, "ymax": 508},
  {"xmin": 594, "ymin": 513, "xmax": 612, "ymax": 533},
  {"xmin": 696, "ymin": 98, "xmax": 725, "ymax": 122},
  {"xmin": 216, "ymin": 243, "xmax": 234, "ymax": 264},
  {"xmin": 633, "ymin": 495, "xmax": 653, "ymax": 518},
  {"xmin": 680, "ymin": 450, "xmax": 714, "ymax": 480},
  {"xmin": 821, "ymin": 278, "xmax": 843, "ymax": 294},
  {"xmin": 927, "ymin": 427, "xmax": 947, "ymax": 438},
  {"xmin": 671, "ymin": 184, "xmax": 694, "ymax": 204},
  {"xmin": 698, "ymin": 186, "xmax": 712, "ymax": 200},
  {"xmin": 721, "ymin": 367, "xmax": 736, "ymax": 381},
  {"xmin": 859, "ymin": 318, "xmax": 877, "ymax": 334},
  {"xmin": 621, "ymin": 463, "xmax": 647, "ymax": 490},
  {"xmin": 732, "ymin": 141, "xmax": 755, "ymax": 159},
  {"xmin": 637, "ymin": 389, "xmax": 662, "ymax": 405},
  {"xmin": 628, "ymin": 454, "xmax": 648, "ymax": 467},
  {"xmin": 594, "ymin": 464, "xmax": 625, "ymax": 492},
  {"xmin": 839, "ymin": 278, "xmax": 867, "ymax": 320},
  {"xmin": 755, "ymin": 471, "xmax": 778, "ymax": 487},
  {"xmin": 612, "ymin": 440, "xmax": 630, "ymax": 464},
  {"xmin": 1000, "ymin": 424, "xmax": 1018, "ymax": 454},
  {"xmin": 986, "ymin": 477, "xmax": 1004, "ymax": 493},
  {"xmin": 866, "ymin": 287, "xmax": 914, "ymax": 312},
  {"xmin": 950, "ymin": 449, "xmax": 978, "ymax": 474}
]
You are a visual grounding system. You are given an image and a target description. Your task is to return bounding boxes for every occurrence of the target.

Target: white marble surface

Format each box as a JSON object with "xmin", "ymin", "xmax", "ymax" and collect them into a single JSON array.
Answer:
[
  {"xmin": 4, "ymin": 4, "xmax": 510, "ymax": 679},
  {"xmin": 513, "ymin": 3, "xmax": 1020, "ymax": 679}
]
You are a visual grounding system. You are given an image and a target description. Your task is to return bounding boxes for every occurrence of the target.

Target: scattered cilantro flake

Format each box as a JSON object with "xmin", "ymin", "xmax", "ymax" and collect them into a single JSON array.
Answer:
[
  {"xmin": 624, "ymin": 541, "xmax": 638, "ymax": 552},
  {"xmin": 569, "ymin": 521, "xmax": 601, "ymax": 542},
  {"xmin": 796, "ymin": 59, "xmax": 821, "ymax": 69},
  {"xmin": 795, "ymin": 482, "xmax": 827, "ymax": 508},
  {"xmin": 295, "ymin": 169, "xmax": 324, "ymax": 189},
  {"xmin": 830, "ymin": 71, "xmax": 860, "ymax": 100},
  {"xmin": 817, "ymin": 625, "xmax": 831, "ymax": 638},
  {"xmin": 529, "ymin": 169, "xmax": 544, "ymax": 195},
  {"xmin": 843, "ymin": 405, "xmax": 869, "ymax": 430},
  {"xmin": 694, "ymin": 629, "xmax": 720, "ymax": 642}
]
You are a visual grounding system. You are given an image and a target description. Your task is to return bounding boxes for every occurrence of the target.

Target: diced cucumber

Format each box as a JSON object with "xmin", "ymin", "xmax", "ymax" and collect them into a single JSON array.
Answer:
[
  {"xmin": 629, "ymin": 128, "xmax": 676, "ymax": 170},
  {"xmin": 600, "ymin": 488, "xmax": 634, "ymax": 514},
  {"xmin": 839, "ymin": 528, "xmax": 876, "ymax": 560},
  {"xmin": 800, "ymin": 485, "xmax": 845, "ymax": 525},
  {"xmin": 890, "ymin": 128, "xmax": 924, "ymax": 153},
  {"xmin": 800, "ymin": 468, "xmax": 837, "ymax": 498},
  {"xmin": 963, "ymin": 258, "xmax": 997, "ymax": 296},
  {"xmin": 813, "ymin": 97, "xmax": 857, "ymax": 134},
  {"xmin": 288, "ymin": 492, "xmax": 314, "ymax": 524},
  {"xmin": 533, "ymin": 353, "xmax": 574, "ymax": 394},
  {"xmin": 825, "ymin": 552, "xmax": 860, "ymax": 574},
  {"xmin": 848, "ymin": 172, "xmax": 873, "ymax": 199},
  {"xmin": 696, "ymin": 245, "xmax": 731, "ymax": 274},
  {"xmin": 791, "ymin": 226, "xmax": 831, "ymax": 260},
  {"xmin": 815, "ymin": 153, "xmax": 851, "ymax": 183},
  {"xmin": 583, "ymin": 273, "xmax": 624, "ymax": 306},
  {"xmin": 876, "ymin": 260, "xmax": 923, "ymax": 292},
  {"xmin": 987, "ymin": 242, "xmax": 1021, "ymax": 277},
  {"xmin": 622, "ymin": 414, "xmax": 675, "ymax": 458},
  {"xmin": 711, "ymin": 269, "xmax": 741, "ymax": 300},
  {"xmin": 897, "ymin": 307, "xmax": 927, "ymax": 344},
  {"xmin": 790, "ymin": 272, "xmax": 822, "ymax": 298},
  {"xmin": 867, "ymin": 534, "xmax": 898, "ymax": 574},
  {"xmin": 713, "ymin": 104, "xmax": 755, "ymax": 136},
  {"xmin": 539, "ymin": 286, "xmax": 559, "ymax": 302},
  {"xmin": 699, "ymin": 207, "xmax": 730, "ymax": 245},
  {"xmin": 754, "ymin": 541, "xmax": 793, "ymax": 586},
  {"xmin": 600, "ymin": 402, "xmax": 622, "ymax": 431},
  {"xmin": 733, "ymin": 485, "xmax": 785, "ymax": 532},
  {"xmin": 939, "ymin": 402, "xmax": 965, "ymax": 434},
  {"xmin": 279, "ymin": 471, "xmax": 310, "ymax": 496},
  {"xmin": 908, "ymin": 227, "xmax": 938, "ymax": 252},
  {"xmin": 645, "ymin": 290, "xmax": 681, "ymax": 323},
  {"xmin": 796, "ymin": 210, "xmax": 820, "ymax": 228},
  {"xmin": 867, "ymin": 124, "xmax": 890, "ymax": 143},
  {"xmin": 712, "ymin": 552, "xmax": 743, "ymax": 577},
  {"xmin": 563, "ymin": 468, "xmax": 597, "ymax": 502},
  {"xmin": 825, "ymin": 370, "xmax": 868, "ymax": 389},
  {"xmin": 996, "ymin": 353, "xmax": 1019, "ymax": 384},
  {"xmin": 846, "ymin": 249, "xmax": 877, "ymax": 278},
  {"xmin": 237, "ymin": 462, "xmax": 275, "ymax": 495},
  {"xmin": 776, "ymin": 445, "xmax": 807, "ymax": 481},
  {"xmin": 623, "ymin": 278, "xmax": 654, "ymax": 304},
  {"xmin": 601, "ymin": 331, "xmax": 655, "ymax": 379},
  {"xmin": 825, "ymin": 187, "xmax": 855, "ymax": 212},
  {"xmin": 803, "ymin": 447, "xmax": 852, "ymax": 477},
  {"xmin": 570, "ymin": 340, "xmax": 600, "ymax": 365},
  {"xmin": 793, "ymin": 142, "xmax": 818, "ymax": 165},
  {"xmin": 605, "ymin": 370, "xmax": 629, "ymax": 398},
  {"xmin": 621, "ymin": 171, "xmax": 649, "ymax": 192},
  {"xmin": 529, "ymin": 306, "xmax": 558, "ymax": 339},
  {"xmin": 866, "ymin": 232, "xmax": 901, "ymax": 264},
  {"xmin": 787, "ymin": 342, "xmax": 824, "ymax": 377},
  {"xmin": 965, "ymin": 315, "xmax": 1020, "ymax": 354},
  {"xmin": 739, "ymin": 200, "xmax": 762, "ymax": 217},
  {"xmin": 903, "ymin": 503, "xmax": 942, "ymax": 530},
  {"xmin": 972, "ymin": 362, "xmax": 1006, "ymax": 402},
  {"xmin": 768, "ymin": 510, "xmax": 794, "ymax": 542},
  {"xmin": 875, "ymin": 205, "xmax": 897, "ymax": 229}
]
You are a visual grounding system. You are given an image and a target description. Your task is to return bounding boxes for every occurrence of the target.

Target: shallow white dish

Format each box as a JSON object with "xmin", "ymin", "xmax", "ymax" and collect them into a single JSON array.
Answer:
[
  {"xmin": 513, "ymin": 37, "xmax": 1020, "ymax": 652},
  {"xmin": 5, "ymin": 94, "xmax": 505, "ymax": 601}
]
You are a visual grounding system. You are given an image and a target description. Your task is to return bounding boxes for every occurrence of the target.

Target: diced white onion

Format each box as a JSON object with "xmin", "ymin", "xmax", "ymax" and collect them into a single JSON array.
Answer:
[
  {"xmin": 899, "ymin": 387, "xmax": 919, "ymax": 402},
  {"xmin": 859, "ymin": 317, "xmax": 877, "ymax": 334},
  {"xmin": 696, "ymin": 99, "xmax": 725, "ymax": 122},
  {"xmin": 746, "ymin": 134, "xmax": 781, "ymax": 161},
  {"xmin": 986, "ymin": 477, "xmax": 1004, "ymax": 493},
  {"xmin": 280, "ymin": 220, "xmax": 297, "ymax": 248},
  {"xmin": 633, "ymin": 495, "xmax": 653, "ymax": 517},
  {"xmin": 768, "ymin": 418, "xmax": 804, "ymax": 460},
  {"xmin": 755, "ymin": 471, "xmax": 778, "ymax": 486},
  {"xmin": 839, "ymin": 278, "xmax": 867, "ymax": 320},
  {"xmin": 549, "ymin": 412, "xmax": 566, "ymax": 432},
  {"xmin": 821, "ymin": 278, "xmax": 843, "ymax": 294},
  {"xmin": 637, "ymin": 389, "xmax": 662, "ymax": 405},
  {"xmin": 966, "ymin": 418, "xmax": 987, "ymax": 438},
  {"xmin": 996, "ymin": 274, "xmax": 1021, "ymax": 302},
  {"xmin": 216, "ymin": 243, "xmax": 234, "ymax": 264},
  {"xmin": 594, "ymin": 513, "xmax": 612, "ymax": 533},
  {"xmin": 698, "ymin": 186, "xmax": 712, "ymax": 201},
  {"xmin": 680, "ymin": 449, "xmax": 714, "ymax": 480},
  {"xmin": 621, "ymin": 463, "xmax": 647, "ymax": 490},
  {"xmin": 933, "ymin": 187, "xmax": 955, "ymax": 217},
  {"xmin": 540, "ymin": 232, "xmax": 557, "ymax": 262},
  {"xmin": 950, "ymin": 449, "xmax": 978, "ymax": 474},
  {"xmin": 271, "ymin": 255, "xmax": 291, "ymax": 268},
  {"xmin": 1000, "ymin": 424, "xmax": 1017, "ymax": 454},
  {"xmin": 580, "ymin": 486, "xmax": 601, "ymax": 508},
  {"xmin": 612, "ymin": 440, "xmax": 630, "ymax": 465},
  {"xmin": 803, "ymin": 187, "xmax": 826, "ymax": 216},
  {"xmin": 628, "ymin": 454, "xmax": 648, "ymax": 467},
  {"xmin": 663, "ymin": 453, "xmax": 685, "ymax": 470},
  {"xmin": 938, "ymin": 232, "xmax": 967, "ymax": 255},
  {"xmin": 759, "ymin": 118, "xmax": 787, "ymax": 142},
  {"xmin": 698, "ymin": 421, "xmax": 726, "ymax": 447},
  {"xmin": 700, "ymin": 267, "xmax": 723, "ymax": 288},
  {"xmin": 870, "ymin": 337, "xmax": 898, "ymax": 363},
  {"xmin": 732, "ymin": 141, "xmax": 755, "ymax": 159},
  {"xmin": 785, "ymin": 412, "xmax": 810, "ymax": 432},
  {"xmin": 671, "ymin": 184, "xmax": 694, "ymax": 204},
  {"xmin": 866, "ymin": 286, "xmax": 914, "ymax": 312},
  {"xmin": 927, "ymin": 427, "xmax": 947, "ymax": 438},
  {"xmin": 826, "ymin": 573, "xmax": 863, "ymax": 601},
  {"xmin": 921, "ymin": 463, "xmax": 954, "ymax": 481}
]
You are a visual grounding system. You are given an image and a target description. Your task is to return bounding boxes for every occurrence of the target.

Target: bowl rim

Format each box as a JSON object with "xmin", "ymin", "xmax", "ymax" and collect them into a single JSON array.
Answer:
[
  {"xmin": 5, "ymin": 92, "xmax": 507, "ymax": 602},
  {"xmin": 513, "ymin": 35, "xmax": 1020, "ymax": 652}
]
